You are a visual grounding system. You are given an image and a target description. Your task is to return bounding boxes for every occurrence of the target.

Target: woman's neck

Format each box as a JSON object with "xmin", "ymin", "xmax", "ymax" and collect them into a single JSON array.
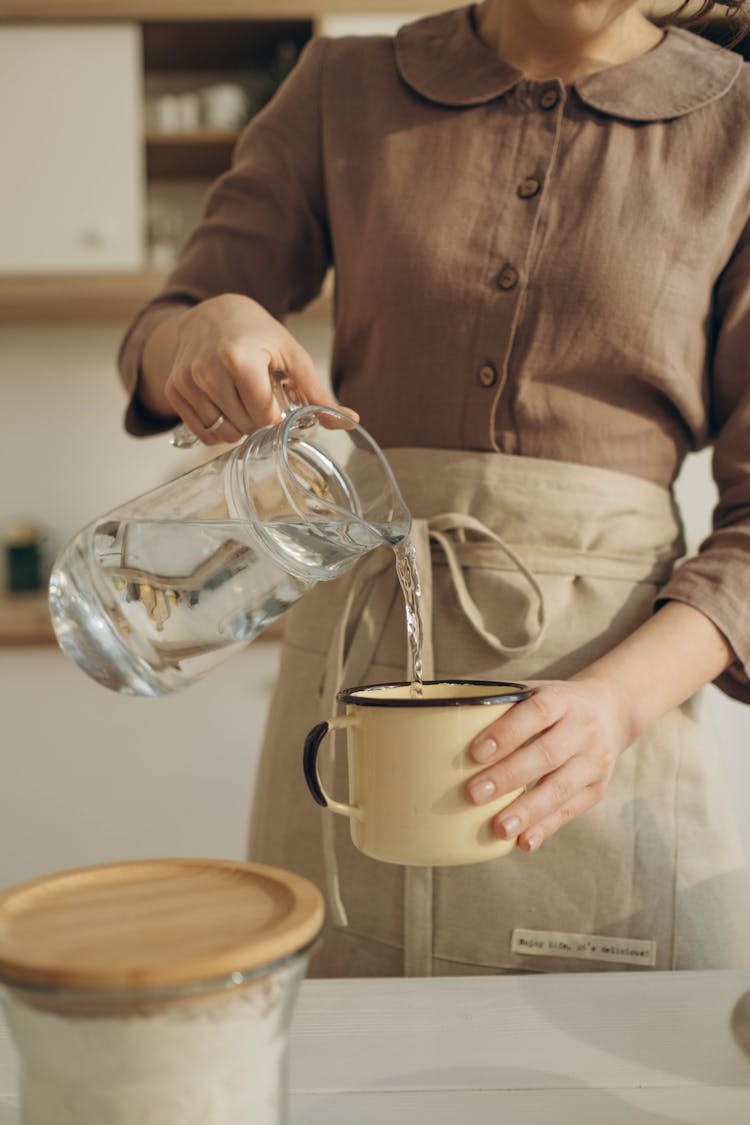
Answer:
[{"xmin": 474, "ymin": 0, "xmax": 664, "ymax": 83}]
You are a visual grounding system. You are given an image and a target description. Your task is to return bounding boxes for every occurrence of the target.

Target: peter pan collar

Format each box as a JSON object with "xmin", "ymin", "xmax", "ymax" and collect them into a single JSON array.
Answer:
[{"xmin": 394, "ymin": 5, "xmax": 743, "ymax": 121}]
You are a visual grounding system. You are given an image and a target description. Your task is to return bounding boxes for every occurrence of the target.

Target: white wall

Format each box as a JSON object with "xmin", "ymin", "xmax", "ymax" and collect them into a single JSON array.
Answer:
[
  {"xmin": 0, "ymin": 24, "xmax": 144, "ymax": 274},
  {"xmin": 3, "ymin": 325, "xmax": 180, "ymax": 547},
  {"xmin": 318, "ymin": 12, "xmax": 423, "ymax": 36},
  {"xmin": 0, "ymin": 642, "xmax": 279, "ymax": 890}
]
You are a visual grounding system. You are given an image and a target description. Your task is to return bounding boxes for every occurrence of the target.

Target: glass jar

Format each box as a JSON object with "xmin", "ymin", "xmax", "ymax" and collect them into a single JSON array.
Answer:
[{"xmin": 0, "ymin": 859, "xmax": 324, "ymax": 1125}]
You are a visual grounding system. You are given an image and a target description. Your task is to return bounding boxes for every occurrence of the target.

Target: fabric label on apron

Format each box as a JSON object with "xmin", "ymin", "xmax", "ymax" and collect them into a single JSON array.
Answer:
[{"xmin": 511, "ymin": 928, "xmax": 657, "ymax": 967}]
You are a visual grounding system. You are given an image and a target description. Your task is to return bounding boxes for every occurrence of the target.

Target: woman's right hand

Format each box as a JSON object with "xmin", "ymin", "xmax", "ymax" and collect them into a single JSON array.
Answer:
[{"xmin": 140, "ymin": 293, "xmax": 354, "ymax": 446}]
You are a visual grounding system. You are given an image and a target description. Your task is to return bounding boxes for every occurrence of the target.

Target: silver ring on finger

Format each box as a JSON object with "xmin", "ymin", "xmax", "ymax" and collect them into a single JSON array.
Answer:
[{"xmin": 204, "ymin": 412, "xmax": 225, "ymax": 435}]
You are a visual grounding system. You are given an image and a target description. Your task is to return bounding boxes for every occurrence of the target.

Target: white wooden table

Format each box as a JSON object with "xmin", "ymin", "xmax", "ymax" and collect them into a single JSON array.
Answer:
[{"xmin": 1, "ymin": 970, "xmax": 749, "ymax": 1123}]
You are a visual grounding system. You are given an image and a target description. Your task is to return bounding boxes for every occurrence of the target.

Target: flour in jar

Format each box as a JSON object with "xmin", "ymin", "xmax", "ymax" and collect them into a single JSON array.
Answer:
[{"xmin": 4, "ymin": 961, "xmax": 301, "ymax": 1125}]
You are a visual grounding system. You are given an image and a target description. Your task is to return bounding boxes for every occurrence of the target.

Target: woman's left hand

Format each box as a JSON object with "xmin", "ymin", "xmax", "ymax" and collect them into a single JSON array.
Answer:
[{"xmin": 466, "ymin": 677, "xmax": 631, "ymax": 853}]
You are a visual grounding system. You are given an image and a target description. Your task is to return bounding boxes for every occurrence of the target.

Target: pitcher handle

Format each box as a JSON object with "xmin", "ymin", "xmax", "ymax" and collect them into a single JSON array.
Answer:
[
  {"xmin": 270, "ymin": 370, "xmax": 309, "ymax": 417},
  {"xmin": 303, "ymin": 715, "xmax": 362, "ymax": 819}
]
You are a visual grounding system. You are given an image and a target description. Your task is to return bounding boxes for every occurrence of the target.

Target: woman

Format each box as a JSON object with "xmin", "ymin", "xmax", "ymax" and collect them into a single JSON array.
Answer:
[{"xmin": 119, "ymin": 1, "xmax": 750, "ymax": 975}]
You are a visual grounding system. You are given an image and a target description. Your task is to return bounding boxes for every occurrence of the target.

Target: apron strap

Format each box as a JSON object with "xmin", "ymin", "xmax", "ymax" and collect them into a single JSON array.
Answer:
[
  {"xmin": 403, "ymin": 866, "xmax": 434, "ymax": 977},
  {"xmin": 318, "ymin": 546, "xmax": 398, "ymax": 927}
]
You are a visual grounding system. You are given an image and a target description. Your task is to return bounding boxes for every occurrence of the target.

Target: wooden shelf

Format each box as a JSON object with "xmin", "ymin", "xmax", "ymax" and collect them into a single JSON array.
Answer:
[
  {"xmin": 0, "ymin": 271, "xmax": 333, "ymax": 325},
  {"xmin": 0, "ymin": 592, "xmax": 55, "ymax": 646},
  {"xmin": 146, "ymin": 129, "xmax": 240, "ymax": 145},
  {"xmin": 0, "ymin": 590, "xmax": 284, "ymax": 647},
  {"xmin": 146, "ymin": 130, "xmax": 240, "ymax": 179},
  {"xmin": 0, "ymin": 1, "xmax": 444, "ymax": 20},
  {"xmin": 0, "ymin": 271, "xmax": 168, "ymax": 324}
]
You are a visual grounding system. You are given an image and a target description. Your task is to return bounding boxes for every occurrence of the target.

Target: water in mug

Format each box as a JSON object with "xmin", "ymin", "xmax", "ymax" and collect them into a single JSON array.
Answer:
[{"xmin": 49, "ymin": 515, "xmax": 394, "ymax": 697}]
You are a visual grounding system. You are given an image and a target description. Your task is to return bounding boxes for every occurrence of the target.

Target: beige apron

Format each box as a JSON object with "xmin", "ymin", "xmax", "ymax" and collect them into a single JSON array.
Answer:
[{"xmin": 249, "ymin": 449, "xmax": 750, "ymax": 976}]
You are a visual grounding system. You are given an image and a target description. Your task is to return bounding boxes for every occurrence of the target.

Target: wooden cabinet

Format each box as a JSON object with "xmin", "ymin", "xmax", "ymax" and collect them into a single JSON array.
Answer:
[
  {"xmin": 0, "ymin": 2, "xmax": 447, "ymax": 323},
  {"xmin": 0, "ymin": 23, "xmax": 144, "ymax": 274}
]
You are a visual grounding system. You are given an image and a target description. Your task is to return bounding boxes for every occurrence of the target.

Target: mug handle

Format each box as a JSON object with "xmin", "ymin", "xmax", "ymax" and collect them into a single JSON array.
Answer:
[{"xmin": 303, "ymin": 715, "xmax": 362, "ymax": 820}]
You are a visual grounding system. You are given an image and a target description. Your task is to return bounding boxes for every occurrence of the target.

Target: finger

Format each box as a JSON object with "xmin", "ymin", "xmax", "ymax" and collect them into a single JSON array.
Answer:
[
  {"xmin": 486, "ymin": 756, "xmax": 599, "ymax": 841},
  {"xmin": 219, "ymin": 342, "xmax": 283, "ymax": 429},
  {"xmin": 515, "ymin": 783, "xmax": 603, "ymax": 853},
  {"xmin": 188, "ymin": 360, "xmax": 260, "ymax": 435},
  {"xmin": 173, "ymin": 358, "xmax": 254, "ymax": 439},
  {"xmin": 273, "ymin": 340, "xmax": 360, "ymax": 429},
  {"xmin": 316, "ymin": 405, "xmax": 361, "ymax": 431},
  {"xmin": 470, "ymin": 685, "xmax": 568, "ymax": 765},
  {"xmin": 283, "ymin": 339, "xmax": 342, "ymax": 410},
  {"xmin": 219, "ymin": 334, "xmax": 359, "ymax": 430},
  {"xmin": 168, "ymin": 385, "xmax": 242, "ymax": 447},
  {"xmin": 468, "ymin": 712, "xmax": 581, "ymax": 804}
]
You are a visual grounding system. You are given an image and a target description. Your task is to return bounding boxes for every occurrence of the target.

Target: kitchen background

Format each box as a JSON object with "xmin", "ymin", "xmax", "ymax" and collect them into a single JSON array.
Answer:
[{"xmin": 1, "ymin": 2, "xmax": 748, "ymax": 896}]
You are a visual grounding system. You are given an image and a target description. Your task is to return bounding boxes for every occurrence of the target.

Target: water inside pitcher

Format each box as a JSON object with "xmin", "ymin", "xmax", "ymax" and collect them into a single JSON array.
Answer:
[{"xmin": 49, "ymin": 404, "xmax": 411, "ymax": 697}]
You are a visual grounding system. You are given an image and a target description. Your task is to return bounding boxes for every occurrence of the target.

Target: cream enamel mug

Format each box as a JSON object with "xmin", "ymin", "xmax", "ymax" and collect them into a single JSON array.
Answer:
[{"xmin": 303, "ymin": 680, "xmax": 534, "ymax": 866}]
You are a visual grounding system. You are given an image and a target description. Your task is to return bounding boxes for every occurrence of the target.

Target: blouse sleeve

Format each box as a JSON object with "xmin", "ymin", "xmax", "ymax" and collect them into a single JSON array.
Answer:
[
  {"xmin": 117, "ymin": 36, "xmax": 332, "ymax": 436},
  {"xmin": 655, "ymin": 215, "xmax": 750, "ymax": 703}
]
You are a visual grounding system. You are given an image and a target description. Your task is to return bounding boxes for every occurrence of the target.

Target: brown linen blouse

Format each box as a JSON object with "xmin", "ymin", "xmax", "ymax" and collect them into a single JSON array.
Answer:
[{"xmin": 119, "ymin": 6, "xmax": 750, "ymax": 701}]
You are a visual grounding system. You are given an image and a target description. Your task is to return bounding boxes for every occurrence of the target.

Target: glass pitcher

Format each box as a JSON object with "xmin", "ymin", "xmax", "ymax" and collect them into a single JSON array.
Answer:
[{"xmin": 48, "ymin": 382, "xmax": 411, "ymax": 697}]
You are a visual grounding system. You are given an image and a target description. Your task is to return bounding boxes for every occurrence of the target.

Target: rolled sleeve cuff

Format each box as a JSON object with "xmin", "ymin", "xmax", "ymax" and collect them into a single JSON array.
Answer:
[
  {"xmin": 655, "ymin": 558, "xmax": 750, "ymax": 703},
  {"xmin": 117, "ymin": 299, "xmax": 194, "ymax": 436}
]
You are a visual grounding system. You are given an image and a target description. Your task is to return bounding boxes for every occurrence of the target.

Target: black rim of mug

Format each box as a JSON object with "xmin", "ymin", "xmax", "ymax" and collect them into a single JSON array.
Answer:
[{"xmin": 336, "ymin": 680, "xmax": 534, "ymax": 708}]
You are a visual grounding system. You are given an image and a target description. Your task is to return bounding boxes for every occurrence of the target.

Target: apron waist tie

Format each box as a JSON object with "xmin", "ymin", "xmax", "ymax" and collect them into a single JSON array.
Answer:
[{"xmin": 428, "ymin": 513, "xmax": 547, "ymax": 658}]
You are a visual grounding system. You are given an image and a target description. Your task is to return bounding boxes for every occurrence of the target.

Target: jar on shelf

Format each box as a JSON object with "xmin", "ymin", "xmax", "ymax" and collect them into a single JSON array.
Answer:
[
  {"xmin": 0, "ymin": 858, "xmax": 324, "ymax": 1125},
  {"xmin": 3, "ymin": 523, "xmax": 43, "ymax": 593}
]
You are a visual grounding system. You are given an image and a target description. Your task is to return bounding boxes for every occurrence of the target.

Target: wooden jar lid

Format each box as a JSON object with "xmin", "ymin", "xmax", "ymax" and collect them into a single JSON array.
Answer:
[{"xmin": 0, "ymin": 859, "xmax": 324, "ymax": 992}]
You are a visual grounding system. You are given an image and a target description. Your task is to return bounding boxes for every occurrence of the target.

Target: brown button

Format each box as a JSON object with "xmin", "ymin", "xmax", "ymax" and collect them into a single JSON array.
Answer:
[
  {"xmin": 497, "ymin": 264, "xmax": 519, "ymax": 291},
  {"xmin": 539, "ymin": 87, "xmax": 560, "ymax": 111},
  {"xmin": 517, "ymin": 177, "xmax": 541, "ymax": 200},
  {"xmin": 478, "ymin": 363, "xmax": 498, "ymax": 388}
]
